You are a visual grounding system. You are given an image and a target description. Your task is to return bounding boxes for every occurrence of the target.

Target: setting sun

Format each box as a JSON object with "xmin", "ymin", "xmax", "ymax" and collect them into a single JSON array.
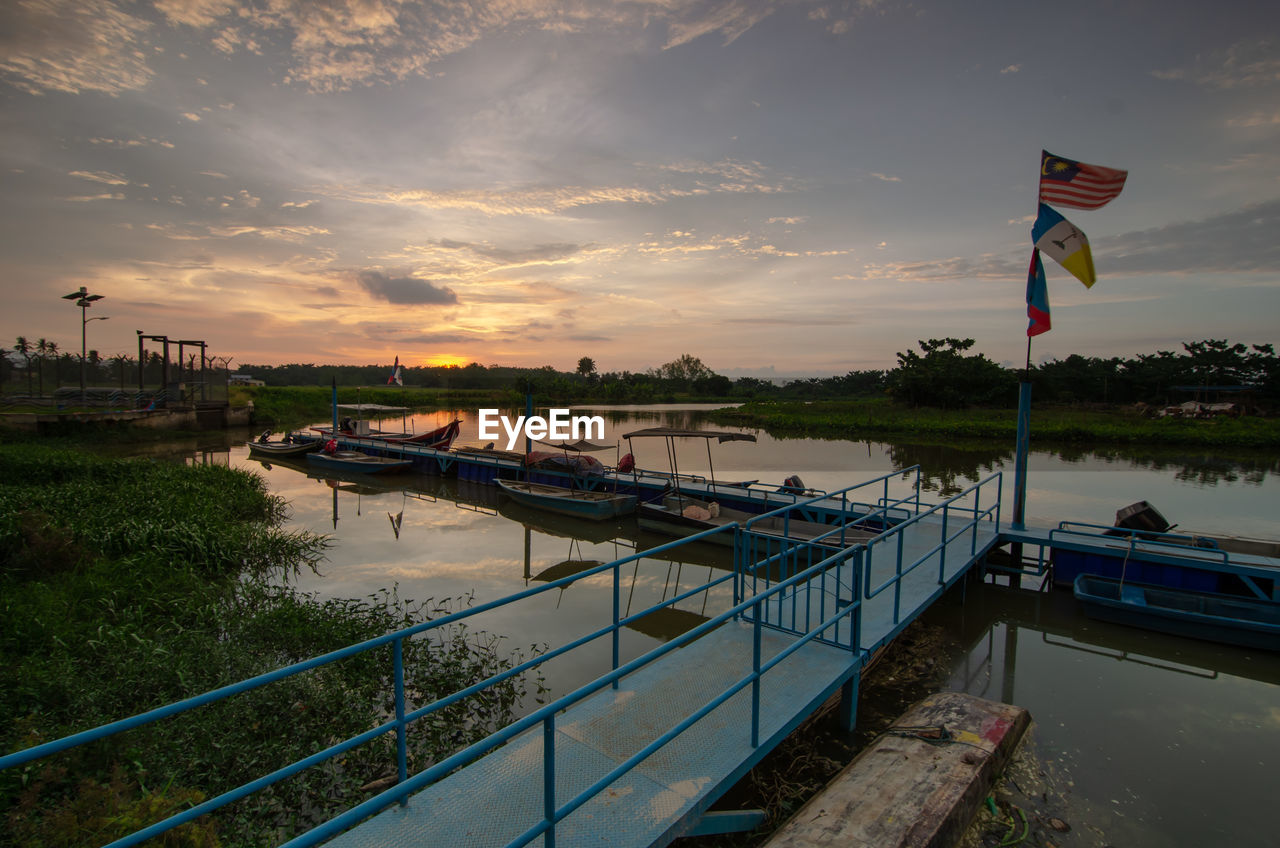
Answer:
[{"xmin": 423, "ymin": 354, "xmax": 473, "ymax": 368}]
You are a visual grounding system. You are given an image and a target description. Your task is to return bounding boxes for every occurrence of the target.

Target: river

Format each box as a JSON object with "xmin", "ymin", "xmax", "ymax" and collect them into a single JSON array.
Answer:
[{"xmin": 184, "ymin": 405, "xmax": 1278, "ymax": 847}]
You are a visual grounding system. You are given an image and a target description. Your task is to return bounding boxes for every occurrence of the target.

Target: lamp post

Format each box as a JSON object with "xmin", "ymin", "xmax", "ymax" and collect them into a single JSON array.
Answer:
[{"xmin": 61, "ymin": 286, "xmax": 106, "ymax": 402}]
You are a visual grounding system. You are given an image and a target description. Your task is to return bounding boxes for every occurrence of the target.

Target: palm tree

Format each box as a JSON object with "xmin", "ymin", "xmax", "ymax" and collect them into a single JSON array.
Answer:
[
  {"xmin": 35, "ymin": 338, "xmax": 49, "ymax": 396},
  {"xmin": 46, "ymin": 341, "xmax": 60, "ymax": 389},
  {"xmin": 14, "ymin": 337, "xmax": 32, "ymax": 395}
]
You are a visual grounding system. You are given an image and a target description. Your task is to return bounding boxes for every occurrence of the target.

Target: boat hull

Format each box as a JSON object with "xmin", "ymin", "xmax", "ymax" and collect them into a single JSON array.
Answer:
[
  {"xmin": 306, "ymin": 451, "xmax": 414, "ymax": 475},
  {"xmin": 495, "ymin": 479, "xmax": 636, "ymax": 520},
  {"xmin": 247, "ymin": 439, "xmax": 319, "ymax": 458},
  {"xmin": 1073, "ymin": 574, "xmax": 1280, "ymax": 651}
]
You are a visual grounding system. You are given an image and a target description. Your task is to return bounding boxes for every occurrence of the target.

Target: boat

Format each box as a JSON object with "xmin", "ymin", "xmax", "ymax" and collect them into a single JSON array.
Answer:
[
  {"xmin": 1073, "ymin": 573, "xmax": 1280, "ymax": 651},
  {"xmin": 306, "ymin": 449, "xmax": 414, "ymax": 475},
  {"xmin": 495, "ymin": 479, "xmax": 637, "ymax": 520},
  {"xmin": 312, "ymin": 405, "xmax": 462, "ymax": 449},
  {"xmin": 621, "ymin": 428, "xmax": 876, "ymax": 548},
  {"xmin": 246, "ymin": 431, "xmax": 319, "ymax": 458},
  {"xmin": 637, "ymin": 492, "xmax": 874, "ymax": 549}
]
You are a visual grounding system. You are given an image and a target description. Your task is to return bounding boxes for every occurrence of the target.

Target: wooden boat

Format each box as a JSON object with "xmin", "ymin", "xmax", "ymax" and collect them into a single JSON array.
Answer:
[
  {"xmin": 637, "ymin": 493, "xmax": 875, "ymax": 549},
  {"xmin": 313, "ymin": 406, "xmax": 462, "ymax": 449},
  {"xmin": 246, "ymin": 432, "xmax": 319, "ymax": 458},
  {"xmin": 495, "ymin": 479, "xmax": 637, "ymax": 520},
  {"xmin": 306, "ymin": 450, "xmax": 413, "ymax": 475},
  {"xmin": 1073, "ymin": 574, "xmax": 1280, "ymax": 651}
]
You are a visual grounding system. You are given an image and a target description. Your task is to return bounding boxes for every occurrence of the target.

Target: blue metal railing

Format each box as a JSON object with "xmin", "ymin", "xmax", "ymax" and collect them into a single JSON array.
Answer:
[
  {"xmin": 2, "ymin": 468, "xmax": 1004, "ymax": 848},
  {"xmin": 861, "ymin": 473, "xmax": 1002, "ymax": 634}
]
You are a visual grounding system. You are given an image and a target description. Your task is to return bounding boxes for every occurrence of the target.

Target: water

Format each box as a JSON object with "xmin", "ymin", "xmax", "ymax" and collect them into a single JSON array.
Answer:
[{"xmin": 202, "ymin": 405, "xmax": 1278, "ymax": 846}]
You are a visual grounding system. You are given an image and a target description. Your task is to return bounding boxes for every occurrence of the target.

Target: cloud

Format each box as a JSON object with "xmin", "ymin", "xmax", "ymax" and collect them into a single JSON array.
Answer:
[
  {"xmin": 1152, "ymin": 39, "xmax": 1280, "ymax": 88},
  {"xmin": 1226, "ymin": 110, "xmax": 1280, "ymax": 127},
  {"xmin": 355, "ymin": 270, "xmax": 459, "ymax": 305},
  {"xmin": 999, "ymin": 64, "xmax": 1021, "ymax": 74},
  {"xmin": 0, "ymin": 0, "xmax": 154, "ymax": 95},
  {"xmin": 869, "ymin": 172, "xmax": 901, "ymax": 182},
  {"xmin": 1095, "ymin": 199, "xmax": 1280, "ymax": 274},
  {"xmin": 70, "ymin": 170, "xmax": 129, "ymax": 186}
]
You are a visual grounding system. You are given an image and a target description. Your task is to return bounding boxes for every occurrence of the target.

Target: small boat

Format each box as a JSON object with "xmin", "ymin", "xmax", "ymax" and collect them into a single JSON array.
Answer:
[
  {"xmin": 495, "ymin": 479, "xmax": 637, "ymax": 520},
  {"xmin": 247, "ymin": 431, "xmax": 319, "ymax": 458},
  {"xmin": 637, "ymin": 493, "xmax": 874, "ymax": 548},
  {"xmin": 306, "ymin": 449, "xmax": 414, "ymax": 475},
  {"xmin": 313, "ymin": 405, "xmax": 462, "ymax": 449},
  {"xmin": 1073, "ymin": 574, "xmax": 1280, "ymax": 651}
]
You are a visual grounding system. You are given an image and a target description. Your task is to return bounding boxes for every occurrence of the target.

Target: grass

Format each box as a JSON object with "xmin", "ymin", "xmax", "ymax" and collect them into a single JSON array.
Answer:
[
  {"xmin": 709, "ymin": 399, "xmax": 1280, "ymax": 448},
  {"xmin": 0, "ymin": 442, "xmax": 542, "ymax": 847}
]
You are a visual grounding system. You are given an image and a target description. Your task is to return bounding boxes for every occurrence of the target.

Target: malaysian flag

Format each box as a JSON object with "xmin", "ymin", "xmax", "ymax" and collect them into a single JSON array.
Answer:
[{"xmin": 1039, "ymin": 150, "xmax": 1127, "ymax": 210}]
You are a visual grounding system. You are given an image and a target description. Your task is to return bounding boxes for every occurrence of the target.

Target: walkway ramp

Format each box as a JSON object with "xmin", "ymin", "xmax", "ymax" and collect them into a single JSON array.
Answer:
[
  {"xmin": 0, "ymin": 469, "xmax": 1005, "ymax": 848},
  {"xmin": 330, "ymin": 623, "xmax": 854, "ymax": 848}
]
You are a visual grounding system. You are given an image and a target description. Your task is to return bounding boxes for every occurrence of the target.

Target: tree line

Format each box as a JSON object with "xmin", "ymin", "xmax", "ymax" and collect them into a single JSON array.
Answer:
[{"xmin": 7, "ymin": 337, "xmax": 1275, "ymax": 409}]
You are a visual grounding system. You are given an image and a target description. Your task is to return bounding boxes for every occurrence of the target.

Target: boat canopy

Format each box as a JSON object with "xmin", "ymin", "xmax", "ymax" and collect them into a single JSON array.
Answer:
[
  {"xmin": 536, "ymin": 439, "xmax": 618, "ymax": 453},
  {"xmin": 336, "ymin": 404, "xmax": 410, "ymax": 414},
  {"xmin": 621, "ymin": 427, "xmax": 756, "ymax": 443}
]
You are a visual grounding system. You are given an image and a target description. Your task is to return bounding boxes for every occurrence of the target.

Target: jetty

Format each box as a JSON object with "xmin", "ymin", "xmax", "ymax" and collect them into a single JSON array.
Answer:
[{"xmin": 3, "ymin": 454, "xmax": 1276, "ymax": 848}]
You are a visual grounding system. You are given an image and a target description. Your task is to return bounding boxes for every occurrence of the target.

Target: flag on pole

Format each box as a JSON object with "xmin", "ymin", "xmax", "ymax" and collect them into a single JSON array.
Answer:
[
  {"xmin": 387, "ymin": 356, "xmax": 403, "ymax": 386},
  {"xmin": 1039, "ymin": 150, "xmax": 1127, "ymax": 210},
  {"xmin": 1032, "ymin": 203, "xmax": 1097, "ymax": 288},
  {"xmin": 1026, "ymin": 248, "xmax": 1050, "ymax": 337}
]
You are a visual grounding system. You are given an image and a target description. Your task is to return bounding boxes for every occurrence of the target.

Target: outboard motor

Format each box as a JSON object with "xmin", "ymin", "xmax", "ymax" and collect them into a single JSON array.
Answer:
[{"xmin": 778, "ymin": 474, "xmax": 807, "ymax": 495}]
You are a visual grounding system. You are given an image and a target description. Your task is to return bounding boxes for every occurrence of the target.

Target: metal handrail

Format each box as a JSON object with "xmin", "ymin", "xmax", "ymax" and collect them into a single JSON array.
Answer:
[
  {"xmin": 1049, "ymin": 523, "xmax": 1232, "ymax": 566},
  {"xmin": 2, "ymin": 521, "xmax": 867, "ymax": 848},
  {"xmin": 862, "ymin": 473, "xmax": 1002, "ymax": 609}
]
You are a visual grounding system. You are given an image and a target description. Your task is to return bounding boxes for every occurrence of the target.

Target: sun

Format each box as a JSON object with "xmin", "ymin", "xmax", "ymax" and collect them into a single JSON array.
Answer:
[{"xmin": 423, "ymin": 354, "xmax": 472, "ymax": 368}]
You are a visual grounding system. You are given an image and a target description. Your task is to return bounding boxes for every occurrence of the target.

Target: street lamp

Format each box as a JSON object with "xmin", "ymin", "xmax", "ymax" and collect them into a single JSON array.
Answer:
[{"xmin": 61, "ymin": 286, "xmax": 106, "ymax": 401}]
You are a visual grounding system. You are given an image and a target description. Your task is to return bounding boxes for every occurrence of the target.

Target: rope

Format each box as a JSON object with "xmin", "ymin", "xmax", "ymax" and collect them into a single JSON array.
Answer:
[{"xmin": 881, "ymin": 724, "xmax": 989, "ymax": 752}]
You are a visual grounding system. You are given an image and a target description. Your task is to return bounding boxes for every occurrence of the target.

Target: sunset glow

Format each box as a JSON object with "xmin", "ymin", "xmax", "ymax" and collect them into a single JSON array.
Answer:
[{"xmin": 1, "ymin": 1, "xmax": 1276, "ymax": 377}]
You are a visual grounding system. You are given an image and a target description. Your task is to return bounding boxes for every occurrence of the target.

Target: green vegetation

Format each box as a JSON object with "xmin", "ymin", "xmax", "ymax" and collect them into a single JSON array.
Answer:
[
  {"xmin": 710, "ymin": 398, "xmax": 1280, "ymax": 448},
  {"xmin": 0, "ymin": 442, "xmax": 541, "ymax": 847}
]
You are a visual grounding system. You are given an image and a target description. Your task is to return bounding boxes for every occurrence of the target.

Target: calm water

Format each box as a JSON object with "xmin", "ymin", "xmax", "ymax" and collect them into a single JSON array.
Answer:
[{"xmin": 187, "ymin": 406, "xmax": 1278, "ymax": 846}]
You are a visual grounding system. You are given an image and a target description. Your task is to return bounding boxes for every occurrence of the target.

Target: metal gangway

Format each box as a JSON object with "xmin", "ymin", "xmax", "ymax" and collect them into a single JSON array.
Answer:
[{"xmin": 0, "ymin": 470, "xmax": 1003, "ymax": 848}]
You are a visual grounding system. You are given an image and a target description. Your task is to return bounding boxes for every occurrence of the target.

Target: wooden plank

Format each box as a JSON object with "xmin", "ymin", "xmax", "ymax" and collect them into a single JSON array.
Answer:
[{"xmin": 762, "ymin": 692, "xmax": 1030, "ymax": 848}]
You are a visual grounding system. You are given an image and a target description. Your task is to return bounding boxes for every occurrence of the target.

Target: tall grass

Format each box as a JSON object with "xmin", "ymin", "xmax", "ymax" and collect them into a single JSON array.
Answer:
[{"xmin": 0, "ymin": 444, "xmax": 542, "ymax": 847}]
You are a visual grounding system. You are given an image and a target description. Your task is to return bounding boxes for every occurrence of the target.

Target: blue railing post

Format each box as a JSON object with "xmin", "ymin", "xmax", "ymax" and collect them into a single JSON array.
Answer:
[
  {"xmin": 939, "ymin": 502, "xmax": 949, "ymax": 584},
  {"xmin": 393, "ymin": 637, "xmax": 407, "ymax": 804},
  {"xmin": 893, "ymin": 530, "xmax": 904, "ymax": 624},
  {"xmin": 612, "ymin": 562, "xmax": 620, "ymax": 690},
  {"xmin": 544, "ymin": 714, "xmax": 556, "ymax": 848},
  {"xmin": 751, "ymin": 607, "xmax": 762, "ymax": 748}
]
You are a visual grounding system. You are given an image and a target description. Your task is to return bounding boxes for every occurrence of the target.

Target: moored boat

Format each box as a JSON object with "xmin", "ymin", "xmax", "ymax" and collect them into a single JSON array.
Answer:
[
  {"xmin": 495, "ymin": 479, "xmax": 637, "ymax": 520},
  {"xmin": 247, "ymin": 431, "xmax": 319, "ymax": 458},
  {"xmin": 1073, "ymin": 573, "xmax": 1280, "ymax": 650},
  {"xmin": 306, "ymin": 449, "xmax": 414, "ymax": 475}
]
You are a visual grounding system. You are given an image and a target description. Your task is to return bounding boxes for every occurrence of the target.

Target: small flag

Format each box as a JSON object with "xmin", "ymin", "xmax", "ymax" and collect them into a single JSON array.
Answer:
[
  {"xmin": 387, "ymin": 356, "xmax": 403, "ymax": 386},
  {"xmin": 1026, "ymin": 248, "xmax": 1050, "ymax": 337},
  {"xmin": 1039, "ymin": 150, "xmax": 1127, "ymax": 210},
  {"xmin": 1032, "ymin": 203, "xmax": 1097, "ymax": 288}
]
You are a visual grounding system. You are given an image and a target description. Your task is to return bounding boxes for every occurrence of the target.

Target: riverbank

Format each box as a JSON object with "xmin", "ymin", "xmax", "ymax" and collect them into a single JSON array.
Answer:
[
  {"xmin": 0, "ymin": 441, "xmax": 540, "ymax": 847},
  {"xmin": 708, "ymin": 399, "xmax": 1280, "ymax": 448}
]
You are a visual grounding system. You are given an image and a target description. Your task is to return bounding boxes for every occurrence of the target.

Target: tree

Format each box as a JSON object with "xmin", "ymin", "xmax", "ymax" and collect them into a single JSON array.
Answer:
[
  {"xmin": 14, "ymin": 337, "xmax": 33, "ymax": 395},
  {"xmin": 887, "ymin": 338, "xmax": 1014, "ymax": 408},
  {"xmin": 576, "ymin": 357, "xmax": 597, "ymax": 380}
]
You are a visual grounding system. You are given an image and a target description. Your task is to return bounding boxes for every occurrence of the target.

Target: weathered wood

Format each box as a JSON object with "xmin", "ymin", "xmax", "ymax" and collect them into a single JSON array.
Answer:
[{"xmin": 763, "ymin": 692, "xmax": 1030, "ymax": 848}]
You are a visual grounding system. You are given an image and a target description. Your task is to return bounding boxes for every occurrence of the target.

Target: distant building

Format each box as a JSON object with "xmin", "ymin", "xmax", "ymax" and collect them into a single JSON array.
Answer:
[{"xmin": 229, "ymin": 373, "xmax": 265, "ymax": 387}]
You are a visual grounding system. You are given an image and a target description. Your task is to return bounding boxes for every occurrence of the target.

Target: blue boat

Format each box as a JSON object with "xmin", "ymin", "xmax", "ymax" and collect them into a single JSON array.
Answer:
[
  {"xmin": 494, "ymin": 479, "xmax": 636, "ymax": 520},
  {"xmin": 1073, "ymin": 574, "xmax": 1280, "ymax": 651},
  {"xmin": 306, "ymin": 450, "xmax": 413, "ymax": 475}
]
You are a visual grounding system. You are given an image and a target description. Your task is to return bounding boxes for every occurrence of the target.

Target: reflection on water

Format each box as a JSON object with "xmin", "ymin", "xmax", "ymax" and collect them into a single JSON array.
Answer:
[
  {"xmin": 157, "ymin": 405, "xmax": 1277, "ymax": 846},
  {"xmin": 925, "ymin": 583, "xmax": 1280, "ymax": 847}
]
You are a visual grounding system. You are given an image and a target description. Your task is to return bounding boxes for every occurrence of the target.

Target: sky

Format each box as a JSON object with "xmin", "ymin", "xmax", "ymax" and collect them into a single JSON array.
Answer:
[{"xmin": 1, "ymin": 0, "xmax": 1278, "ymax": 378}]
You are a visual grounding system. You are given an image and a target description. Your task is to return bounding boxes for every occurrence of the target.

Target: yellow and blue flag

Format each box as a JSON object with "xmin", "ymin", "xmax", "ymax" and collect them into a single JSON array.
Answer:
[
  {"xmin": 1032, "ymin": 203, "xmax": 1096, "ymax": 288},
  {"xmin": 1026, "ymin": 249, "xmax": 1050, "ymax": 336}
]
